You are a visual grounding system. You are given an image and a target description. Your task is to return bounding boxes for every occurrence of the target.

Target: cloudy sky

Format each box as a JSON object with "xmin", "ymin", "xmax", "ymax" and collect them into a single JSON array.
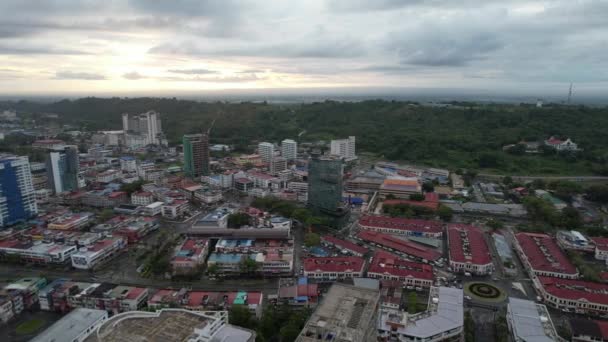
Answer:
[{"xmin": 0, "ymin": 0, "xmax": 607, "ymax": 96}]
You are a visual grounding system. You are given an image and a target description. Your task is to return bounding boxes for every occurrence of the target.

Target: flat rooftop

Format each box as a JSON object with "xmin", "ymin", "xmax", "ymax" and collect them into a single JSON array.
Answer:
[
  {"xmin": 296, "ymin": 283, "xmax": 380, "ymax": 342},
  {"xmin": 32, "ymin": 308, "xmax": 107, "ymax": 342},
  {"xmin": 508, "ymin": 298, "xmax": 558, "ymax": 342}
]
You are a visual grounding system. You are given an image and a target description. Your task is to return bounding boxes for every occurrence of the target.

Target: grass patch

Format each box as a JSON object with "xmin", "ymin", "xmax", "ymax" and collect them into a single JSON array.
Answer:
[{"xmin": 16, "ymin": 318, "xmax": 46, "ymax": 335}]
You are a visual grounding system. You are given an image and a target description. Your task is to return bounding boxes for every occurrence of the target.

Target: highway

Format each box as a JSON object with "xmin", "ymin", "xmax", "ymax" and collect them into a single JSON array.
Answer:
[{"xmin": 477, "ymin": 174, "xmax": 608, "ymax": 182}]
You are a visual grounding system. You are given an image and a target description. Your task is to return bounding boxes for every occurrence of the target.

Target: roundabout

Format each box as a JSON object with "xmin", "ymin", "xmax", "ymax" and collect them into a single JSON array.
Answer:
[{"xmin": 464, "ymin": 282, "xmax": 507, "ymax": 303}]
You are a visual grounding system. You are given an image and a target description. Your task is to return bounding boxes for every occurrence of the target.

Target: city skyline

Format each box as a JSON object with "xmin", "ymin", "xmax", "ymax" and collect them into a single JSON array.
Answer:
[{"xmin": 0, "ymin": 0, "xmax": 607, "ymax": 96}]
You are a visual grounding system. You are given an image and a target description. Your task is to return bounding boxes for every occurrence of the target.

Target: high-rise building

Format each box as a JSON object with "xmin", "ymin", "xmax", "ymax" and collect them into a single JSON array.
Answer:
[
  {"xmin": 46, "ymin": 146, "xmax": 80, "ymax": 194},
  {"xmin": 122, "ymin": 111, "xmax": 164, "ymax": 146},
  {"xmin": 281, "ymin": 139, "xmax": 297, "ymax": 161},
  {"xmin": 271, "ymin": 156, "xmax": 287, "ymax": 175},
  {"xmin": 308, "ymin": 154, "xmax": 349, "ymax": 226},
  {"xmin": 258, "ymin": 142, "xmax": 274, "ymax": 164},
  {"xmin": 183, "ymin": 132, "xmax": 210, "ymax": 179},
  {"xmin": 0, "ymin": 154, "xmax": 38, "ymax": 227},
  {"xmin": 330, "ymin": 136, "xmax": 356, "ymax": 160}
]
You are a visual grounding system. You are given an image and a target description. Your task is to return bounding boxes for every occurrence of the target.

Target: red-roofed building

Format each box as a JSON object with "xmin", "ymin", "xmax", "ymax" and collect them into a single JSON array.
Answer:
[
  {"xmin": 447, "ymin": 224, "xmax": 494, "ymax": 275},
  {"xmin": 515, "ymin": 232, "xmax": 578, "ymax": 279},
  {"xmin": 357, "ymin": 230, "xmax": 441, "ymax": 262},
  {"xmin": 383, "ymin": 192, "xmax": 440, "ymax": 211},
  {"xmin": 536, "ymin": 276, "xmax": 608, "ymax": 315},
  {"xmin": 591, "ymin": 237, "xmax": 608, "ymax": 261},
  {"xmin": 70, "ymin": 236, "xmax": 127, "ymax": 270},
  {"xmin": 302, "ymin": 257, "xmax": 365, "ymax": 280},
  {"xmin": 32, "ymin": 139, "xmax": 65, "ymax": 150},
  {"xmin": 367, "ymin": 250, "xmax": 433, "ymax": 288},
  {"xmin": 131, "ymin": 191, "xmax": 154, "ymax": 206},
  {"xmin": 321, "ymin": 235, "xmax": 369, "ymax": 256},
  {"xmin": 171, "ymin": 238, "xmax": 209, "ymax": 275},
  {"xmin": 358, "ymin": 215, "xmax": 443, "ymax": 238}
]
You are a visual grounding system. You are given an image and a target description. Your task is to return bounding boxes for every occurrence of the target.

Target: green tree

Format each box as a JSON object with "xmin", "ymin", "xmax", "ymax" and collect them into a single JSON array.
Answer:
[
  {"xmin": 494, "ymin": 314, "xmax": 508, "ymax": 342},
  {"xmin": 408, "ymin": 292, "xmax": 418, "ymax": 314},
  {"xmin": 98, "ymin": 208, "xmax": 114, "ymax": 222},
  {"xmin": 239, "ymin": 257, "xmax": 259, "ymax": 275},
  {"xmin": 586, "ymin": 185, "xmax": 608, "ymax": 203},
  {"xmin": 437, "ymin": 205, "xmax": 453, "ymax": 222},
  {"xmin": 229, "ymin": 305, "xmax": 256, "ymax": 330},
  {"xmin": 304, "ymin": 232, "xmax": 321, "ymax": 247},
  {"xmin": 486, "ymin": 219, "xmax": 503, "ymax": 231},
  {"xmin": 464, "ymin": 311, "xmax": 476, "ymax": 342},
  {"xmin": 207, "ymin": 263, "xmax": 219, "ymax": 276},
  {"xmin": 560, "ymin": 207, "xmax": 582, "ymax": 228},
  {"xmin": 422, "ymin": 181, "xmax": 435, "ymax": 193},
  {"xmin": 409, "ymin": 193, "xmax": 425, "ymax": 201},
  {"xmin": 279, "ymin": 323, "xmax": 301, "ymax": 341},
  {"xmin": 228, "ymin": 213, "xmax": 250, "ymax": 228},
  {"xmin": 291, "ymin": 208, "xmax": 313, "ymax": 223}
]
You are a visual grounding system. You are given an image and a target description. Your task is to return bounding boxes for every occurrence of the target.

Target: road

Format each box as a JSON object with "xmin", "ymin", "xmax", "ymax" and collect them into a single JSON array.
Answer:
[{"xmin": 478, "ymin": 174, "xmax": 608, "ymax": 182}]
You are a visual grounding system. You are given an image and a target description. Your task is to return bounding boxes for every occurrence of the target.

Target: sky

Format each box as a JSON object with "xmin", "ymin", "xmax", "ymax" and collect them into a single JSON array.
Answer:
[{"xmin": 0, "ymin": 0, "xmax": 607, "ymax": 97}]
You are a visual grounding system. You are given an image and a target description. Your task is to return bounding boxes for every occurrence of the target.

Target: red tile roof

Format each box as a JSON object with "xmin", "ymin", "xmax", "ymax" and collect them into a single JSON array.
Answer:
[
  {"xmin": 515, "ymin": 232, "xmax": 577, "ymax": 276},
  {"xmin": 368, "ymin": 250, "xmax": 433, "ymax": 280},
  {"xmin": 357, "ymin": 230, "xmax": 441, "ymax": 261},
  {"xmin": 447, "ymin": 224, "xmax": 492, "ymax": 266},
  {"xmin": 359, "ymin": 215, "xmax": 443, "ymax": 234},
  {"xmin": 592, "ymin": 237, "xmax": 608, "ymax": 252},
  {"xmin": 124, "ymin": 287, "xmax": 146, "ymax": 300},
  {"xmin": 597, "ymin": 320, "xmax": 608, "ymax": 339},
  {"xmin": 303, "ymin": 256, "xmax": 365, "ymax": 273},
  {"xmin": 321, "ymin": 235, "xmax": 369, "ymax": 255},
  {"xmin": 539, "ymin": 276, "xmax": 608, "ymax": 305}
]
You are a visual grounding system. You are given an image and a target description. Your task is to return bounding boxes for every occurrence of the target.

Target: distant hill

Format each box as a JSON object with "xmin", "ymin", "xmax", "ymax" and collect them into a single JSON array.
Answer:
[{"xmin": 2, "ymin": 97, "xmax": 608, "ymax": 175}]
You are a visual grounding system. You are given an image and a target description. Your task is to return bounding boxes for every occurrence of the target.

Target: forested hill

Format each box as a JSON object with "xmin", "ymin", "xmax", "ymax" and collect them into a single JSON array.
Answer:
[{"xmin": 2, "ymin": 97, "xmax": 608, "ymax": 175}]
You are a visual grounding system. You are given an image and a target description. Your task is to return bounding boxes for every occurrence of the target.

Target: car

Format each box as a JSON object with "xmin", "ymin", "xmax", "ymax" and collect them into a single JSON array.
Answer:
[
  {"xmin": 415, "ymin": 287, "xmax": 422, "ymax": 292},
  {"xmin": 492, "ymin": 277, "xmax": 499, "ymax": 281},
  {"xmin": 406, "ymin": 285, "xmax": 414, "ymax": 290},
  {"xmin": 464, "ymin": 295, "xmax": 472, "ymax": 301},
  {"xmin": 464, "ymin": 272, "xmax": 472, "ymax": 277}
]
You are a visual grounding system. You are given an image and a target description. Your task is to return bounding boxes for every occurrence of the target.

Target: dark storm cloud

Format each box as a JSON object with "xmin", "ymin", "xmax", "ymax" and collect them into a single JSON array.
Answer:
[{"xmin": 54, "ymin": 71, "xmax": 106, "ymax": 80}]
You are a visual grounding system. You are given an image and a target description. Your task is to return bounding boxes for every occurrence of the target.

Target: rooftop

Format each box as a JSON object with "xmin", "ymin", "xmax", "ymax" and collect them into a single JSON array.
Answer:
[
  {"xmin": 359, "ymin": 215, "xmax": 443, "ymax": 234},
  {"xmin": 368, "ymin": 250, "xmax": 433, "ymax": 280},
  {"xmin": 538, "ymin": 276, "xmax": 608, "ymax": 305},
  {"xmin": 447, "ymin": 224, "xmax": 492, "ymax": 266},
  {"xmin": 86, "ymin": 309, "xmax": 253, "ymax": 342},
  {"xmin": 297, "ymin": 283, "xmax": 380, "ymax": 342},
  {"xmin": 357, "ymin": 230, "xmax": 441, "ymax": 261},
  {"xmin": 321, "ymin": 235, "xmax": 369, "ymax": 255},
  {"xmin": 303, "ymin": 256, "xmax": 365, "ymax": 273},
  {"xmin": 31, "ymin": 308, "xmax": 107, "ymax": 342},
  {"xmin": 515, "ymin": 232, "xmax": 577, "ymax": 276},
  {"xmin": 508, "ymin": 298, "xmax": 558, "ymax": 342}
]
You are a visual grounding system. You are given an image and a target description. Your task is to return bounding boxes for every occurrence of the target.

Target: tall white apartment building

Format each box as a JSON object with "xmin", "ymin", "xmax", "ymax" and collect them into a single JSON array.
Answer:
[
  {"xmin": 0, "ymin": 155, "xmax": 38, "ymax": 227},
  {"xmin": 258, "ymin": 142, "xmax": 275, "ymax": 164},
  {"xmin": 281, "ymin": 139, "xmax": 297, "ymax": 161},
  {"xmin": 122, "ymin": 111, "xmax": 163, "ymax": 146},
  {"xmin": 330, "ymin": 136, "xmax": 356, "ymax": 160}
]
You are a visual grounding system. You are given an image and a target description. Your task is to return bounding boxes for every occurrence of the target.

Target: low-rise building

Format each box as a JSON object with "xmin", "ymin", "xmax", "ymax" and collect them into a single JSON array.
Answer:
[
  {"xmin": 545, "ymin": 136, "xmax": 578, "ymax": 151},
  {"xmin": 71, "ymin": 236, "xmax": 127, "ymax": 270},
  {"xmin": 113, "ymin": 216, "xmax": 159, "ymax": 243},
  {"xmin": 30, "ymin": 308, "xmax": 108, "ymax": 342},
  {"xmin": 171, "ymin": 238, "xmax": 209, "ymax": 275},
  {"xmin": 161, "ymin": 199, "xmax": 190, "ymax": 219},
  {"xmin": 571, "ymin": 318, "xmax": 608, "ymax": 342},
  {"xmin": 557, "ymin": 230, "xmax": 595, "ymax": 253},
  {"xmin": 447, "ymin": 224, "xmax": 494, "ymax": 275},
  {"xmin": 357, "ymin": 230, "xmax": 441, "ymax": 263},
  {"xmin": 131, "ymin": 191, "xmax": 154, "ymax": 206},
  {"xmin": 278, "ymin": 277, "xmax": 319, "ymax": 307},
  {"xmin": 514, "ymin": 232, "xmax": 578, "ymax": 279},
  {"xmin": 302, "ymin": 256, "xmax": 365, "ymax": 280},
  {"xmin": 367, "ymin": 250, "xmax": 434, "ymax": 288},
  {"xmin": 377, "ymin": 287, "xmax": 463, "ymax": 342},
  {"xmin": 358, "ymin": 215, "xmax": 443, "ymax": 238},
  {"xmin": 0, "ymin": 239, "xmax": 78, "ymax": 264},
  {"xmin": 194, "ymin": 189, "xmax": 223, "ymax": 204},
  {"xmin": 142, "ymin": 201, "xmax": 163, "ymax": 216},
  {"xmin": 507, "ymin": 298, "xmax": 560, "ymax": 342},
  {"xmin": 379, "ymin": 178, "xmax": 422, "ymax": 199},
  {"xmin": 534, "ymin": 276, "xmax": 608, "ymax": 315},
  {"xmin": 296, "ymin": 283, "xmax": 379, "ymax": 342},
  {"xmin": 321, "ymin": 235, "xmax": 369, "ymax": 256},
  {"xmin": 48, "ymin": 212, "xmax": 94, "ymax": 230},
  {"xmin": 592, "ymin": 237, "xmax": 608, "ymax": 261}
]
